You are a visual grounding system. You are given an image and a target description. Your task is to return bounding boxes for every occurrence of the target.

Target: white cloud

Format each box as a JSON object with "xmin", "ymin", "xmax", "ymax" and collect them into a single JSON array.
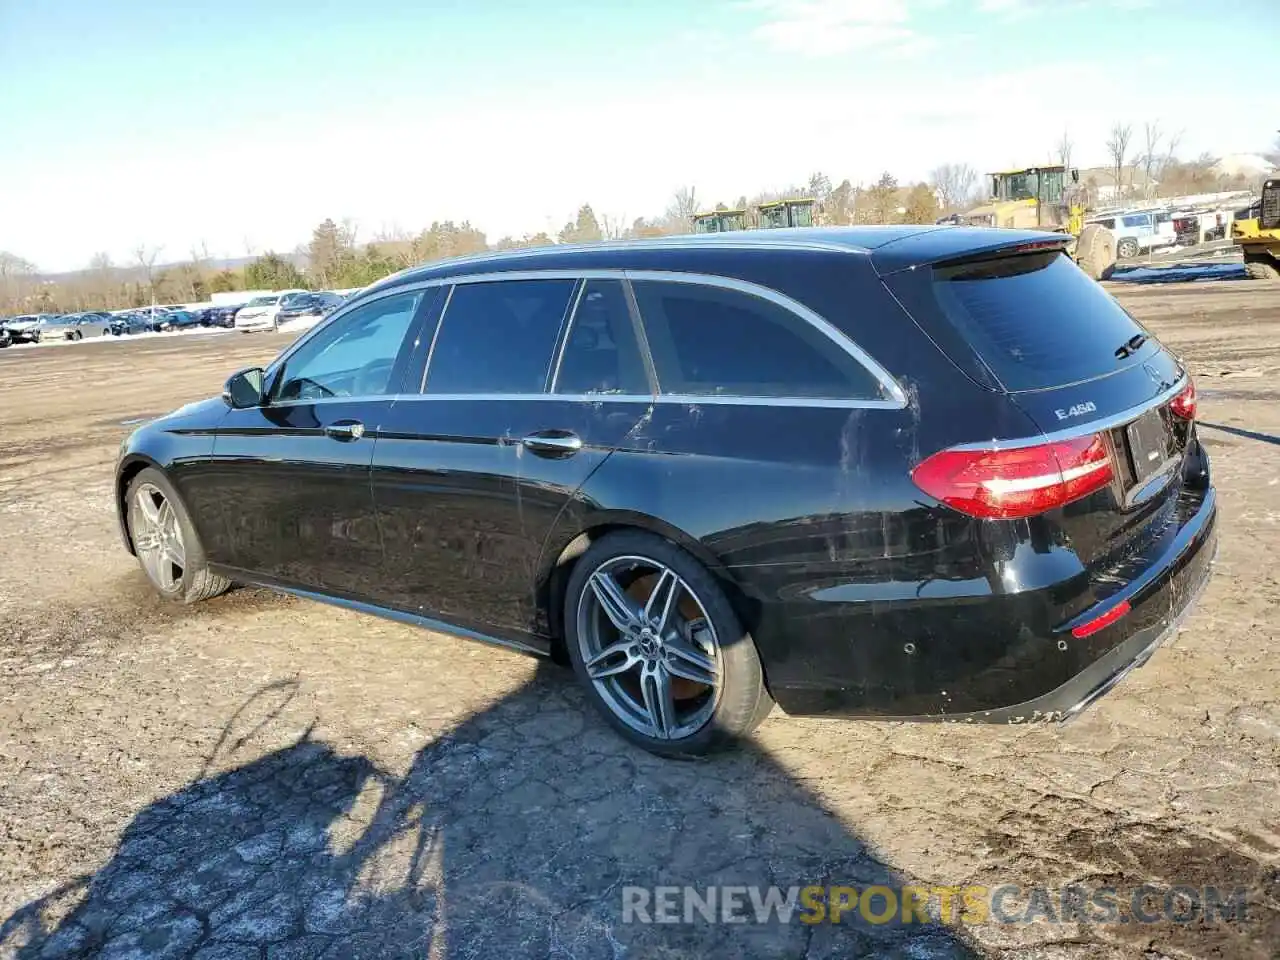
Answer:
[{"xmin": 745, "ymin": 0, "xmax": 922, "ymax": 56}]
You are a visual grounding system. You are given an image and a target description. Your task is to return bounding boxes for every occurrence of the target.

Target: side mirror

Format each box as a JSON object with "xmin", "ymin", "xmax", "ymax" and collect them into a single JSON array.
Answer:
[
  {"xmin": 223, "ymin": 367, "xmax": 265, "ymax": 408},
  {"xmin": 1071, "ymin": 168, "xmax": 1080, "ymax": 183}
]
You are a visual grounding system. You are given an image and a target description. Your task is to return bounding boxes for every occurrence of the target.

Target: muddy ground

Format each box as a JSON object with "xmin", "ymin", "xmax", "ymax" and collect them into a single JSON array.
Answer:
[{"xmin": 1, "ymin": 282, "xmax": 1278, "ymax": 959}]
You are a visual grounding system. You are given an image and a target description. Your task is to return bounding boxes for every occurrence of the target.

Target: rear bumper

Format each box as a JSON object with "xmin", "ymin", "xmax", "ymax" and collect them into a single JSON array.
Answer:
[
  {"xmin": 767, "ymin": 486, "xmax": 1218, "ymax": 722},
  {"xmin": 944, "ymin": 491, "xmax": 1217, "ymax": 724}
]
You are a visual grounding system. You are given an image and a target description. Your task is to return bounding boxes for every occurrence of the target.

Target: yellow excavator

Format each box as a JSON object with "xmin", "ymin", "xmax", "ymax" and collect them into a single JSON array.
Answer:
[
  {"xmin": 962, "ymin": 165, "xmax": 1116, "ymax": 280},
  {"xmin": 1231, "ymin": 178, "xmax": 1280, "ymax": 281}
]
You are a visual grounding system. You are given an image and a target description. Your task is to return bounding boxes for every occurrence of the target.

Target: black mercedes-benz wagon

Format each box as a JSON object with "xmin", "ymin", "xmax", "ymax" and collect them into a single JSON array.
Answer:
[{"xmin": 115, "ymin": 226, "xmax": 1217, "ymax": 756}]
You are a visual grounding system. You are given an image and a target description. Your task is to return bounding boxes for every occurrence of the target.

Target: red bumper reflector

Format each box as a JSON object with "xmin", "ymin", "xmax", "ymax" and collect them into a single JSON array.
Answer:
[{"xmin": 1071, "ymin": 599, "xmax": 1132, "ymax": 639}]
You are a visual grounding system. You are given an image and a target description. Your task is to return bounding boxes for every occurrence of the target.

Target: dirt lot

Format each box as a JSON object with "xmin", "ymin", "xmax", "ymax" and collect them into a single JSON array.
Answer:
[{"xmin": 1, "ymin": 283, "xmax": 1278, "ymax": 959}]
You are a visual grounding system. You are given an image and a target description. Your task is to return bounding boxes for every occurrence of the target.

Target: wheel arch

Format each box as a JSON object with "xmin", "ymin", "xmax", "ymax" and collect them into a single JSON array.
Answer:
[
  {"xmin": 115, "ymin": 453, "xmax": 165, "ymax": 555},
  {"xmin": 536, "ymin": 510, "xmax": 759, "ymax": 668}
]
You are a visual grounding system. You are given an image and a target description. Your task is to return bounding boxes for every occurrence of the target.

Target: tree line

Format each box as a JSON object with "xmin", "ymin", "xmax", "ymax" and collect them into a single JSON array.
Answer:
[{"xmin": 3, "ymin": 127, "xmax": 1274, "ymax": 316}]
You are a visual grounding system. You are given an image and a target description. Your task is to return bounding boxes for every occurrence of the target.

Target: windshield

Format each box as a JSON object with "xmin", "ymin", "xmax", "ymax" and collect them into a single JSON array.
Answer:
[
  {"xmin": 247, "ymin": 296, "xmax": 279, "ymax": 307},
  {"xmin": 1000, "ymin": 172, "xmax": 1039, "ymax": 202}
]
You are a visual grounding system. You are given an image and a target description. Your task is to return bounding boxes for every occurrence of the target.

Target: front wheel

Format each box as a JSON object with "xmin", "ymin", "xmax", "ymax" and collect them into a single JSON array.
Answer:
[
  {"xmin": 70, "ymin": 330, "xmax": 82, "ymax": 341},
  {"xmin": 126, "ymin": 467, "xmax": 232, "ymax": 604},
  {"xmin": 564, "ymin": 530, "xmax": 772, "ymax": 757}
]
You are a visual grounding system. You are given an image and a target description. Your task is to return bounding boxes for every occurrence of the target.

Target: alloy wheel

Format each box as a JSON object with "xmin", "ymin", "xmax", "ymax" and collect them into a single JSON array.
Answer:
[
  {"xmin": 576, "ymin": 555, "xmax": 722, "ymax": 740},
  {"xmin": 130, "ymin": 483, "xmax": 187, "ymax": 592}
]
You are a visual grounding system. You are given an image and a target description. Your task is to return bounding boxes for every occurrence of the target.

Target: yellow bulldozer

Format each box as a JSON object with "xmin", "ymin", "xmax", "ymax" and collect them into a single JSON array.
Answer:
[
  {"xmin": 691, "ymin": 198, "xmax": 816, "ymax": 234},
  {"xmin": 962, "ymin": 165, "xmax": 1116, "ymax": 281},
  {"xmin": 1231, "ymin": 178, "xmax": 1280, "ymax": 281}
]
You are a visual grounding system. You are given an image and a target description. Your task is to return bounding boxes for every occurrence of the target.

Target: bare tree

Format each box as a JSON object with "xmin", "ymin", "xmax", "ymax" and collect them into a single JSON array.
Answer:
[
  {"xmin": 133, "ymin": 244, "xmax": 162, "ymax": 306},
  {"xmin": 0, "ymin": 251, "xmax": 38, "ymax": 312},
  {"xmin": 666, "ymin": 186, "xmax": 700, "ymax": 222},
  {"xmin": 86, "ymin": 252, "xmax": 116, "ymax": 309},
  {"xmin": 1105, "ymin": 123, "xmax": 1134, "ymax": 201},
  {"xmin": 599, "ymin": 212, "xmax": 628, "ymax": 240},
  {"xmin": 1138, "ymin": 122, "xmax": 1164, "ymax": 198},
  {"xmin": 373, "ymin": 224, "xmax": 420, "ymax": 269},
  {"xmin": 928, "ymin": 163, "xmax": 978, "ymax": 212},
  {"xmin": 1055, "ymin": 130, "xmax": 1074, "ymax": 170}
]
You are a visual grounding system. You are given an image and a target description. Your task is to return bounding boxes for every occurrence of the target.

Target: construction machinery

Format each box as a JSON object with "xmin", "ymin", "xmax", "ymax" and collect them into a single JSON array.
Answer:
[
  {"xmin": 691, "ymin": 209, "xmax": 748, "ymax": 234},
  {"xmin": 962, "ymin": 165, "xmax": 1116, "ymax": 281},
  {"xmin": 1231, "ymin": 178, "xmax": 1280, "ymax": 280},
  {"xmin": 757, "ymin": 198, "xmax": 816, "ymax": 229},
  {"xmin": 691, "ymin": 198, "xmax": 817, "ymax": 234}
]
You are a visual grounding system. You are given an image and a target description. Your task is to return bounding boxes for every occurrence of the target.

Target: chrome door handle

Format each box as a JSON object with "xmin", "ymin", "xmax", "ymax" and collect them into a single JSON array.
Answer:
[
  {"xmin": 521, "ymin": 431, "xmax": 583, "ymax": 457},
  {"xmin": 324, "ymin": 421, "xmax": 365, "ymax": 441}
]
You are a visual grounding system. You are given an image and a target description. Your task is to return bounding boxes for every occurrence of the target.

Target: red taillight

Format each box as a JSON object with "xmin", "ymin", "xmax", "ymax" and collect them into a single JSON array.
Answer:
[
  {"xmin": 1169, "ymin": 378, "xmax": 1196, "ymax": 421},
  {"xmin": 1071, "ymin": 599, "xmax": 1131, "ymax": 639},
  {"xmin": 911, "ymin": 435, "xmax": 1113, "ymax": 519}
]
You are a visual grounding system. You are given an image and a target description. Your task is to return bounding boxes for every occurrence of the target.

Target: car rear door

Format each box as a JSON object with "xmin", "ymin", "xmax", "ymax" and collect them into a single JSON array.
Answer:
[
  {"xmin": 369, "ymin": 274, "xmax": 652, "ymax": 646},
  {"xmin": 207, "ymin": 287, "xmax": 435, "ymax": 598}
]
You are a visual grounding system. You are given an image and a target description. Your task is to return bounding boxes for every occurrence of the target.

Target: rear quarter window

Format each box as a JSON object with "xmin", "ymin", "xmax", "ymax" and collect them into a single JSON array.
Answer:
[
  {"xmin": 630, "ymin": 279, "xmax": 885, "ymax": 400},
  {"xmin": 887, "ymin": 250, "xmax": 1156, "ymax": 393}
]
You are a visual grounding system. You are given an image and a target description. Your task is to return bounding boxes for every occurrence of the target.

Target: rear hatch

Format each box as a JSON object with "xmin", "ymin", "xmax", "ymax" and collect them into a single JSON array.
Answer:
[{"xmin": 883, "ymin": 244, "xmax": 1203, "ymax": 606}]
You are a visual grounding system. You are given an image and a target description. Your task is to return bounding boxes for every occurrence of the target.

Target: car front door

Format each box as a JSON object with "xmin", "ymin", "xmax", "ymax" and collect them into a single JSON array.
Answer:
[
  {"xmin": 370, "ymin": 275, "xmax": 653, "ymax": 647},
  {"xmin": 208, "ymin": 287, "xmax": 434, "ymax": 598}
]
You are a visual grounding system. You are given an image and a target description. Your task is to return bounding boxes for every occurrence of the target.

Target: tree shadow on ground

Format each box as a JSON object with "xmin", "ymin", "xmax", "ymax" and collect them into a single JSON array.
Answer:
[
  {"xmin": 1, "ymin": 666, "xmax": 979, "ymax": 959},
  {"xmin": 1200, "ymin": 421, "xmax": 1280, "ymax": 448}
]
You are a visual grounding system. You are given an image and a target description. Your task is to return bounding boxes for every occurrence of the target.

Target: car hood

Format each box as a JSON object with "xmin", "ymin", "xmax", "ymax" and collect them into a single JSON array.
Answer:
[{"xmin": 7, "ymin": 320, "xmax": 38, "ymax": 329}]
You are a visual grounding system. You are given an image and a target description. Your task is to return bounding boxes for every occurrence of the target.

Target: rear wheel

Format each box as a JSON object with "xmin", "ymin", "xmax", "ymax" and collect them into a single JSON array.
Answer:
[
  {"xmin": 126, "ymin": 467, "xmax": 231, "ymax": 604},
  {"xmin": 1244, "ymin": 253, "xmax": 1280, "ymax": 281},
  {"xmin": 564, "ymin": 530, "xmax": 772, "ymax": 757},
  {"xmin": 1117, "ymin": 237, "xmax": 1140, "ymax": 260}
]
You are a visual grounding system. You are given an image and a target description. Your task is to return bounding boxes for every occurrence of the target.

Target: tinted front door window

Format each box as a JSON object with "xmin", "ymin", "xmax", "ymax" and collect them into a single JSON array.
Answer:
[
  {"xmin": 630, "ymin": 280, "xmax": 882, "ymax": 399},
  {"xmin": 275, "ymin": 291, "xmax": 423, "ymax": 401},
  {"xmin": 425, "ymin": 279, "xmax": 576, "ymax": 394}
]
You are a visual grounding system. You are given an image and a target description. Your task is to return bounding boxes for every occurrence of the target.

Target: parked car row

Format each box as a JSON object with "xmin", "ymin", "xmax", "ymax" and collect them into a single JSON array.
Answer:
[
  {"xmin": 0, "ymin": 291, "xmax": 351, "ymax": 348},
  {"xmin": 232, "ymin": 290, "xmax": 345, "ymax": 331}
]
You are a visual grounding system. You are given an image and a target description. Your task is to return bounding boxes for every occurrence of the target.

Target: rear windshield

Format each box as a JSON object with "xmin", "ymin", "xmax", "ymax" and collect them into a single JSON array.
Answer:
[{"xmin": 892, "ymin": 250, "xmax": 1155, "ymax": 393}]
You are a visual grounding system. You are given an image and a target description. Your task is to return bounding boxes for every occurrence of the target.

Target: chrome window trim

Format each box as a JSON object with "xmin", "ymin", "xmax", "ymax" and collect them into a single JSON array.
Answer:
[
  {"xmin": 261, "ymin": 392, "xmax": 903, "ymax": 411},
  {"xmin": 418, "ymin": 283, "xmax": 454, "ymax": 392},
  {"xmin": 396, "ymin": 268, "xmax": 905, "ymax": 408},
  {"xmin": 547, "ymin": 279, "xmax": 588, "ymax": 393},
  {"xmin": 949, "ymin": 375, "xmax": 1189, "ymax": 451}
]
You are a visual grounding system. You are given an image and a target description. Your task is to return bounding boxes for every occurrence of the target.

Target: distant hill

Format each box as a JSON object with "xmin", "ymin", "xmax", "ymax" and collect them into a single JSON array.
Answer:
[{"xmin": 38, "ymin": 252, "xmax": 306, "ymax": 284}]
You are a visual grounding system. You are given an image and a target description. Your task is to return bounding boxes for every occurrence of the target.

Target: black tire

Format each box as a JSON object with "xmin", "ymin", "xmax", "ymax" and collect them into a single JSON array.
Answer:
[
  {"xmin": 1244, "ymin": 254, "xmax": 1280, "ymax": 281},
  {"xmin": 1117, "ymin": 237, "xmax": 1140, "ymax": 260},
  {"xmin": 125, "ymin": 466, "xmax": 232, "ymax": 604},
  {"xmin": 70, "ymin": 330, "xmax": 82, "ymax": 341},
  {"xmin": 563, "ymin": 530, "xmax": 772, "ymax": 758}
]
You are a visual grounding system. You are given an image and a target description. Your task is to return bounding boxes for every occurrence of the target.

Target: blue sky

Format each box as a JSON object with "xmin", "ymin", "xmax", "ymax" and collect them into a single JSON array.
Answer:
[{"xmin": 1, "ymin": 0, "xmax": 1275, "ymax": 272}]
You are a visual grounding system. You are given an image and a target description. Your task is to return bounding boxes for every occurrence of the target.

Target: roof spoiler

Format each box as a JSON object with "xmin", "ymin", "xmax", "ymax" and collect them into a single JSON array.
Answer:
[{"xmin": 869, "ymin": 227, "xmax": 1072, "ymax": 275}]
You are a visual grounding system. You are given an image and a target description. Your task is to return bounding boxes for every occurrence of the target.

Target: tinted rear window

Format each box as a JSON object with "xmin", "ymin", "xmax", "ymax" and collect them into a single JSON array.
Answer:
[{"xmin": 894, "ymin": 251, "xmax": 1155, "ymax": 393}]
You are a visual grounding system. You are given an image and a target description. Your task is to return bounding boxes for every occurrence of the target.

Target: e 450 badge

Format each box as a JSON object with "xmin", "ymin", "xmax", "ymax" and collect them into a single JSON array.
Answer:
[{"xmin": 1055, "ymin": 401, "xmax": 1097, "ymax": 421}]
